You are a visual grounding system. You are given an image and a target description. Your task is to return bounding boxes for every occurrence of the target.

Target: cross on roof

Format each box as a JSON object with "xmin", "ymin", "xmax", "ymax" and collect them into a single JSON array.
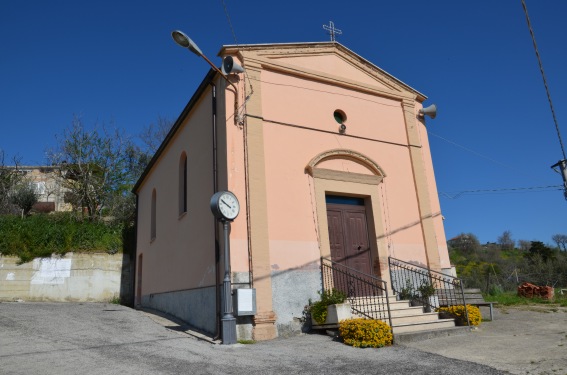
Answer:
[{"xmin": 323, "ymin": 21, "xmax": 342, "ymax": 42}]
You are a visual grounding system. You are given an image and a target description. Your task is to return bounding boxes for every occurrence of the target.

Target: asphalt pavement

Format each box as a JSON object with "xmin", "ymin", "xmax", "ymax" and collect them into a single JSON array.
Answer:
[{"xmin": 1, "ymin": 301, "xmax": 558, "ymax": 375}]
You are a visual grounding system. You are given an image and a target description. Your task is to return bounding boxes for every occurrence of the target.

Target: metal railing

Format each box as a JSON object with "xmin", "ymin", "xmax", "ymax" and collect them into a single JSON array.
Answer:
[
  {"xmin": 321, "ymin": 257, "xmax": 392, "ymax": 328},
  {"xmin": 388, "ymin": 257, "xmax": 470, "ymax": 326}
]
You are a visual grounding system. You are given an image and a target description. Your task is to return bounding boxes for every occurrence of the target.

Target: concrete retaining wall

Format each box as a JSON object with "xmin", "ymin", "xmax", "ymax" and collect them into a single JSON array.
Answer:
[{"xmin": 0, "ymin": 253, "xmax": 133, "ymax": 303}]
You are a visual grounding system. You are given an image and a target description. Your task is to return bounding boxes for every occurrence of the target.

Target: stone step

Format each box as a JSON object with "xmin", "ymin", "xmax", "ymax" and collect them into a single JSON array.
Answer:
[
  {"xmin": 391, "ymin": 319, "xmax": 456, "ymax": 334},
  {"xmin": 362, "ymin": 310, "xmax": 440, "ymax": 324},
  {"xmin": 388, "ymin": 300, "xmax": 416, "ymax": 310},
  {"xmin": 389, "ymin": 312, "xmax": 441, "ymax": 325},
  {"xmin": 394, "ymin": 326, "xmax": 471, "ymax": 344},
  {"xmin": 353, "ymin": 303, "xmax": 425, "ymax": 317},
  {"xmin": 349, "ymin": 295, "xmax": 398, "ymax": 304}
]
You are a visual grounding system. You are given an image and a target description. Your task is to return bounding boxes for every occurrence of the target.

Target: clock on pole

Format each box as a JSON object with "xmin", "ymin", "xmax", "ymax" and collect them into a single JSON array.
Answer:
[{"xmin": 210, "ymin": 190, "xmax": 240, "ymax": 344}]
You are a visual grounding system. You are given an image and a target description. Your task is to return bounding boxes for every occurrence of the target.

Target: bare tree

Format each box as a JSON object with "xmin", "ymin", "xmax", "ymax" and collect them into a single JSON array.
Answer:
[
  {"xmin": 497, "ymin": 230, "xmax": 515, "ymax": 251},
  {"xmin": 518, "ymin": 240, "xmax": 531, "ymax": 252},
  {"xmin": 0, "ymin": 150, "xmax": 23, "ymax": 214},
  {"xmin": 552, "ymin": 234, "xmax": 567, "ymax": 251},
  {"xmin": 448, "ymin": 233, "xmax": 481, "ymax": 252},
  {"xmin": 47, "ymin": 117, "xmax": 131, "ymax": 220},
  {"xmin": 139, "ymin": 116, "xmax": 174, "ymax": 155}
]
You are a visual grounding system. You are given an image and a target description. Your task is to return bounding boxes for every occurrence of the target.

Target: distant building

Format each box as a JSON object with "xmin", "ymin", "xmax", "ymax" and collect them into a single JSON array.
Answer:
[{"xmin": 17, "ymin": 165, "xmax": 70, "ymax": 212}]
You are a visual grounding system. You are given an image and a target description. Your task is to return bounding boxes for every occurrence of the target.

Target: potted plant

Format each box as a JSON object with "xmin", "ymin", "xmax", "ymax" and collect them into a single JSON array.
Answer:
[
  {"xmin": 417, "ymin": 279, "xmax": 438, "ymax": 312},
  {"xmin": 309, "ymin": 289, "xmax": 350, "ymax": 326},
  {"xmin": 398, "ymin": 279, "xmax": 417, "ymax": 301}
]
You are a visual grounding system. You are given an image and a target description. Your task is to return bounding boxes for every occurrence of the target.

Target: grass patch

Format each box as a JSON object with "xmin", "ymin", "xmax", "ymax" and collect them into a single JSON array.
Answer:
[
  {"xmin": 237, "ymin": 340, "xmax": 256, "ymax": 344},
  {"xmin": 108, "ymin": 295, "xmax": 121, "ymax": 305},
  {"xmin": 484, "ymin": 290, "xmax": 567, "ymax": 307},
  {"xmin": 0, "ymin": 213, "xmax": 124, "ymax": 263}
]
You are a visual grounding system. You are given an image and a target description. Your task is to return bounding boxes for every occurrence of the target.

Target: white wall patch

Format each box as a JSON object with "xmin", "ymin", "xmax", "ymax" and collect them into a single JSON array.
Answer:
[{"xmin": 31, "ymin": 258, "xmax": 72, "ymax": 285}]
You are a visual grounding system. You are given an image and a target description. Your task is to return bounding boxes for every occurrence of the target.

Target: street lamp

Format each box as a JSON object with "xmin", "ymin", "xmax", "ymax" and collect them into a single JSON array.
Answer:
[
  {"xmin": 171, "ymin": 30, "xmax": 241, "ymax": 124},
  {"xmin": 173, "ymin": 30, "xmax": 243, "ymax": 344}
]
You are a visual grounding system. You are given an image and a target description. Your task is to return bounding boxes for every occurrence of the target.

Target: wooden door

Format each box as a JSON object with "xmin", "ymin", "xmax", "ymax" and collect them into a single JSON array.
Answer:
[
  {"xmin": 326, "ymin": 198, "xmax": 372, "ymax": 295},
  {"xmin": 343, "ymin": 209, "xmax": 371, "ymax": 275}
]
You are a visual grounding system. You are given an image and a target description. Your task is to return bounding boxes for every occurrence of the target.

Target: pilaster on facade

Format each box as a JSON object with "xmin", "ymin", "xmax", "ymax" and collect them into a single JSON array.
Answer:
[
  {"xmin": 401, "ymin": 99, "xmax": 442, "ymax": 272},
  {"xmin": 242, "ymin": 63, "xmax": 277, "ymax": 340}
]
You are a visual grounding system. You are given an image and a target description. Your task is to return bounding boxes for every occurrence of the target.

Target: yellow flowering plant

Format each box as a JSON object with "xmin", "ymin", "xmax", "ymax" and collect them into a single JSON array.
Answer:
[
  {"xmin": 436, "ymin": 304, "xmax": 482, "ymax": 326},
  {"xmin": 338, "ymin": 318, "xmax": 393, "ymax": 348}
]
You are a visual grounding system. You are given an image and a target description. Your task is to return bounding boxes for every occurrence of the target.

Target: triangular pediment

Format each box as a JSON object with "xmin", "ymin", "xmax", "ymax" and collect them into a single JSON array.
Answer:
[
  {"xmin": 221, "ymin": 42, "xmax": 425, "ymax": 102},
  {"xmin": 274, "ymin": 53, "xmax": 396, "ymax": 92}
]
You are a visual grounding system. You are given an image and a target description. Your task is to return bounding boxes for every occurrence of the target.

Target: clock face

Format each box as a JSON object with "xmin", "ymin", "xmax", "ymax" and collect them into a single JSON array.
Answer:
[
  {"xmin": 209, "ymin": 191, "xmax": 240, "ymax": 221},
  {"xmin": 219, "ymin": 193, "xmax": 239, "ymax": 220}
]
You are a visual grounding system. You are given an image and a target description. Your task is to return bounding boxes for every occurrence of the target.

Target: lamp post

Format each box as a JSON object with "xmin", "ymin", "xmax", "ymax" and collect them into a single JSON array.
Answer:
[
  {"xmin": 173, "ymin": 30, "xmax": 243, "ymax": 345},
  {"xmin": 171, "ymin": 30, "xmax": 240, "ymax": 124}
]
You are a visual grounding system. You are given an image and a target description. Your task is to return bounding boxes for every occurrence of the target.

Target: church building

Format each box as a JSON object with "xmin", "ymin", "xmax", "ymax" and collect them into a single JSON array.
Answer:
[{"xmin": 133, "ymin": 41, "xmax": 451, "ymax": 341}]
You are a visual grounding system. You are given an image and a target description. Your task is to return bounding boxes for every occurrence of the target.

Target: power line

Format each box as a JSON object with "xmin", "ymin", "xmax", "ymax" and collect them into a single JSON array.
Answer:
[
  {"xmin": 521, "ymin": 0, "xmax": 566, "ymax": 160},
  {"xmin": 221, "ymin": 0, "xmax": 239, "ymax": 45},
  {"xmin": 439, "ymin": 185, "xmax": 563, "ymax": 199},
  {"xmin": 427, "ymin": 130, "xmax": 523, "ymax": 174},
  {"xmin": 220, "ymin": 0, "xmax": 254, "ymax": 119},
  {"xmin": 521, "ymin": 0, "xmax": 567, "ymax": 201}
]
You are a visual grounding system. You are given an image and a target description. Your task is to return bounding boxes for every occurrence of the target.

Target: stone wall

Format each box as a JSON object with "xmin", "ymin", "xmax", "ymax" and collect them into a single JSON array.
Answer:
[{"xmin": 0, "ymin": 253, "xmax": 133, "ymax": 303}]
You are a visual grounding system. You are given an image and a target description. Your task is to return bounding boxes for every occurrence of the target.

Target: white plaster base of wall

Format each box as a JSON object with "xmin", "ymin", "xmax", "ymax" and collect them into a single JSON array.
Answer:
[
  {"xmin": 141, "ymin": 286, "xmax": 216, "ymax": 335},
  {"xmin": 0, "ymin": 253, "xmax": 131, "ymax": 302},
  {"xmin": 271, "ymin": 266, "xmax": 321, "ymax": 337}
]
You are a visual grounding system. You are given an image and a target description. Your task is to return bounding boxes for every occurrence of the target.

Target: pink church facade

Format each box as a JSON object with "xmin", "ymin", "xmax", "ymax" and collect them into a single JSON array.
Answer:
[{"xmin": 133, "ymin": 42, "xmax": 450, "ymax": 340}]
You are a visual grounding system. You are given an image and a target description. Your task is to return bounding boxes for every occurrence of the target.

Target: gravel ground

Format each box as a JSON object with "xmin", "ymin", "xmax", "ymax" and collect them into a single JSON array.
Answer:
[
  {"xmin": 0, "ymin": 302, "xmax": 509, "ymax": 375},
  {"xmin": 3, "ymin": 302, "xmax": 566, "ymax": 374},
  {"xmin": 401, "ymin": 304, "xmax": 567, "ymax": 375}
]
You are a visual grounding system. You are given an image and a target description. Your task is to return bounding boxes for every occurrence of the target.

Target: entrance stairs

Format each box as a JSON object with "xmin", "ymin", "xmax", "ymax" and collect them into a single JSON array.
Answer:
[{"xmin": 351, "ymin": 294, "xmax": 456, "ymax": 334}]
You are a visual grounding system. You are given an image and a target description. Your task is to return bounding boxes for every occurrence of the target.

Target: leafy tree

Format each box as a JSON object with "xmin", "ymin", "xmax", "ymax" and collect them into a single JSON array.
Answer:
[
  {"xmin": 497, "ymin": 230, "xmax": 515, "ymax": 251},
  {"xmin": 526, "ymin": 241, "xmax": 555, "ymax": 263},
  {"xmin": 551, "ymin": 234, "xmax": 567, "ymax": 251},
  {"xmin": 10, "ymin": 182, "xmax": 39, "ymax": 216}
]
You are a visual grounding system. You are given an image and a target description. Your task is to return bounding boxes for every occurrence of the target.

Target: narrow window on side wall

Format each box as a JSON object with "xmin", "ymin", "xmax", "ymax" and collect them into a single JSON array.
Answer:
[
  {"xmin": 179, "ymin": 152, "xmax": 187, "ymax": 215},
  {"xmin": 151, "ymin": 189, "xmax": 157, "ymax": 240}
]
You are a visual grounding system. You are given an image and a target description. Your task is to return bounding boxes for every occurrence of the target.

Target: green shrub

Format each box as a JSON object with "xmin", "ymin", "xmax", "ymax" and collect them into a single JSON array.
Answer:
[
  {"xmin": 339, "ymin": 318, "xmax": 393, "ymax": 348},
  {"xmin": 0, "ymin": 213, "xmax": 123, "ymax": 263},
  {"xmin": 309, "ymin": 289, "xmax": 347, "ymax": 324},
  {"xmin": 437, "ymin": 304, "xmax": 482, "ymax": 326},
  {"xmin": 487, "ymin": 284, "xmax": 504, "ymax": 296}
]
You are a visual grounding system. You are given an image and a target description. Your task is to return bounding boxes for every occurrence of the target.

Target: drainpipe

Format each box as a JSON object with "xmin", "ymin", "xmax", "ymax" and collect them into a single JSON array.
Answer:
[
  {"xmin": 211, "ymin": 82, "xmax": 221, "ymax": 340},
  {"xmin": 133, "ymin": 192, "xmax": 139, "ymax": 308}
]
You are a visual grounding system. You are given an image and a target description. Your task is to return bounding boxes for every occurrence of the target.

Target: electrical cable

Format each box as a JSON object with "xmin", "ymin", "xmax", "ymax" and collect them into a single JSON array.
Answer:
[
  {"xmin": 439, "ymin": 184, "xmax": 563, "ymax": 199},
  {"xmin": 427, "ymin": 130, "xmax": 524, "ymax": 174},
  {"xmin": 247, "ymin": 75, "xmax": 401, "ymax": 108},
  {"xmin": 521, "ymin": 0, "xmax": 566, "ymax": 160},
  {"xmin": 220, "ymin": 0, "xmax": 254, "ymax": 115}
]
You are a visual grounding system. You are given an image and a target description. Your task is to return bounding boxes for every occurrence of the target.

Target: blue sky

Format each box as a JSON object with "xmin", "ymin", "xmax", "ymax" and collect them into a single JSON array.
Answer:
[{"xmin": 1, "ymin": 1, "xmax": 566, "ymax": 245}]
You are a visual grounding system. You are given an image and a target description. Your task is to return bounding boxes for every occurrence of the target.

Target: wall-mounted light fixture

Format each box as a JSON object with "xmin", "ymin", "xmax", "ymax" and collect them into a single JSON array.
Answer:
[{"xmin": 339, "ymin": 124, "xmax": 346, "ymax": 134}]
